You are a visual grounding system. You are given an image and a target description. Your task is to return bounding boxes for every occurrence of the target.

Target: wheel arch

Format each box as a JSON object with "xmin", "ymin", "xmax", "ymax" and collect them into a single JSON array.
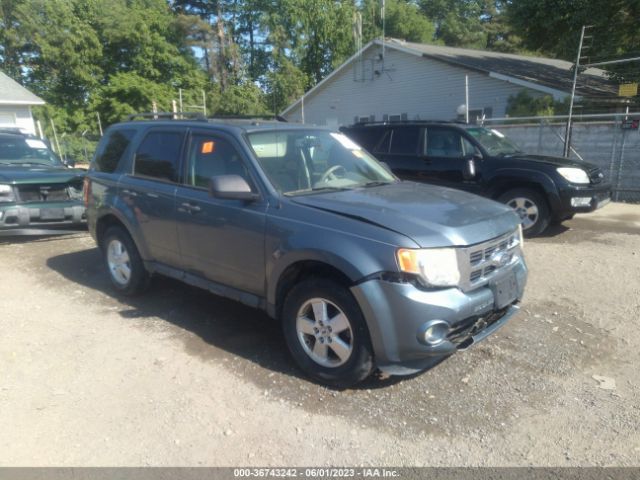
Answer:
[
  {"xmin": 487, "ymin": 169, "xmax": 560, "ymax": 213},
  {"xmin": 95, "ymin": 210, "xmax": 149, "ymax": 260},
  {"xmin": 269, "ymin": 256, "xmax": 360, "ymax": 320}
]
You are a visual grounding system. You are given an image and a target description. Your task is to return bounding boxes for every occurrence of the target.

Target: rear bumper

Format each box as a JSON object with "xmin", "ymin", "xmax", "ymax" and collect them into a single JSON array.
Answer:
[
  {"xmin": 0, "ymin": 202, "xmax": 86, "ymax": 229},
  {"xmin": 351, "ymin": 259, "xmax": 527, "ymax": 375},
  {"xmin": 555, "ymin": 183, "xmax": 611, "ymax": 218}
]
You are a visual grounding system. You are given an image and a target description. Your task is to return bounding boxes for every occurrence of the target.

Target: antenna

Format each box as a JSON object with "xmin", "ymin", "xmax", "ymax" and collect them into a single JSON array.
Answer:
[{"xmin": 381, "ymin": 0, "xmax": 386, "ymax": 62}]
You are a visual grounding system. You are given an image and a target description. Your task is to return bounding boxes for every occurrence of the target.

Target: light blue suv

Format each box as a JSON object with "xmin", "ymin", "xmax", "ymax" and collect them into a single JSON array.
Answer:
[{"xmin": 85, "ymin": 117, "xmax": 527, "ymax": 387}]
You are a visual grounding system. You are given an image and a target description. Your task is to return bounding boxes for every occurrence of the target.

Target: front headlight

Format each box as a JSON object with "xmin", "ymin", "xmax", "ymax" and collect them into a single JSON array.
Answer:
[
  {"xmin": 0, "ymin": 184, "xmax": 15, "ymax": 203},
  {"xmin": 397, "ymin": 248, "xmax": 461, "ymax": 287},
  {"xmin": 557, "ymin": 167, "xmax": 589, "ymax": 184}
]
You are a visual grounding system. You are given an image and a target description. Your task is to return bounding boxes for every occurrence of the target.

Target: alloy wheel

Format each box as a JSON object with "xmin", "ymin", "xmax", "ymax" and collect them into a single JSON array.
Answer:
[{"xmin": 295, "ymin": 298, "xmax": 354, "ymax": 368}]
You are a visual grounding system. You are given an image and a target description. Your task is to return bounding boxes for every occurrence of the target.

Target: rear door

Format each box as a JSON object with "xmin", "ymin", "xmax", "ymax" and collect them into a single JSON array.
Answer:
[
  {"xmin": 174, "ymin": 129, "xmax": 267, "ymax": 295},
  {"xmin": 372, "ymin": 126, "xmax": 424, "ymax": 182},
  {"xmin": 118, "ymin": 127, "xmax": 185, "ymax": 266}
]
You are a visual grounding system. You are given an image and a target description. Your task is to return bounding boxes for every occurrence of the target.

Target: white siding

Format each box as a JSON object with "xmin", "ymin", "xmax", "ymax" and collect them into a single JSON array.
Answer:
[
  {"xmin": 285, "ymin": 46, "xmax": 542, "ymax": 126},
  {"xmin": 0, "ymin": 105, "xmax": 37, "ymax": 134}
]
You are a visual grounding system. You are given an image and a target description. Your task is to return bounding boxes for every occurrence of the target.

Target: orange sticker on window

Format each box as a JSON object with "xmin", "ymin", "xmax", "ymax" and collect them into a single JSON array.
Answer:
[{"xmin": 201, "ymin": 141, "xmax": 215, "ymax": 154}]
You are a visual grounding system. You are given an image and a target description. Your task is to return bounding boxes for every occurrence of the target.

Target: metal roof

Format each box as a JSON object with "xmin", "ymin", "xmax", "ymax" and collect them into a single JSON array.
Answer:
[
  {"xmin": 0, "ymin": 72, "xmax": 45, "ymax": 105},
  {"xmin": 390, "ymin": 39, "xmax": 617, "ymax": 99}
]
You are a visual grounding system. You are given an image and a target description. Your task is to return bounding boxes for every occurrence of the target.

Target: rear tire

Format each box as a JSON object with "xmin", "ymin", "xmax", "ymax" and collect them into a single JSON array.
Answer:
[
  {"xmin": 498, "ymin": 188, "xmax": 550, "ymax": 237},
  {"xmin": 282, "ymin": 278, "xmax": 374, "ymax": 388},
  {"xmin": 102, "ymin": 226, "xmax": 149, "ymax": 295}
]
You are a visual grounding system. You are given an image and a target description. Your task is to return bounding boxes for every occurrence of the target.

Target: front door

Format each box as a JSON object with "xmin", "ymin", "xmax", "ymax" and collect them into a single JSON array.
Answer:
[
  {"xmin": 175, "ymin": 130, "xmax": 267, "ymax": 295},
  {"xmin": 422, "ymin": 127, "xmax": 483, "ymax": 193}
]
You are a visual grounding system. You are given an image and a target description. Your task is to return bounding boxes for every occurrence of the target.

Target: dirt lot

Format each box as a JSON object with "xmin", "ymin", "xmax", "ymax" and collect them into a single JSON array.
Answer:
[{"xmin": 0, "ymin": 203, "xmax": 639, "ymax": 466}]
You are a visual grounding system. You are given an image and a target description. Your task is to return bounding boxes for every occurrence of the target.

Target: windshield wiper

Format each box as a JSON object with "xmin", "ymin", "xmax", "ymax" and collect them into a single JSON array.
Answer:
[{"xmin": 361, "ymin": 181, "xmax": 393, "ymax": 188}]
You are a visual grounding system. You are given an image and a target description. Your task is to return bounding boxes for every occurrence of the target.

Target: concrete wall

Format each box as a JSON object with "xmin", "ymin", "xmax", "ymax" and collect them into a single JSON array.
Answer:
[
  {"xmin": 489, "ymin": 121, "xmax": 640, "ymax": 202},
  {"xmin": 0, "ymin": 105, "xmax": 37, "ymax": 134},
  {"xmin": 284, "ymin": 45, "xmax": 538, "ymax": 126}
]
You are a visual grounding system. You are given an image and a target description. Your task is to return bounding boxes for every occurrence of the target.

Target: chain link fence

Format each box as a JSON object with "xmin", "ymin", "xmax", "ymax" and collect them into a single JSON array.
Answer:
[{"xmin": 481, "ymin": 113, "xmax": 640, "ymax": 203}]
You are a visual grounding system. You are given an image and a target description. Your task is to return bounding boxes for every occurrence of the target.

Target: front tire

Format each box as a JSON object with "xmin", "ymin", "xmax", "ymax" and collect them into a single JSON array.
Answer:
[
  {"xmin": 498, "ymin": 188, "xmax": 550, "ymax": 237},
  {"xmin": 102, "ymin": 226, "xmax": 149, "ymax": 295},
  {"xmin": 282, "ymin": 278, "xmax": 374, "ymax": 388}
]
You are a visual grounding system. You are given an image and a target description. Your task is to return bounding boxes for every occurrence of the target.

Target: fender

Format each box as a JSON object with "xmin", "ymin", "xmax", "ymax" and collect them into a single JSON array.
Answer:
[
  {"xmin": 265, "ymin": 234, "xmax": 398, "ymax": 316},
  {"xmin": 487, "ymin": 168, "xmax": 562, "ymax": 212},
  {"xmin": 96, "ymin": 194, "xmax": 151, "ymax": 261}
]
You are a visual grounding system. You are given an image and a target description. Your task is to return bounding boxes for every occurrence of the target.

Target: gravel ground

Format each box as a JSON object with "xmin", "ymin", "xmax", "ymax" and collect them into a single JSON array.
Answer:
[{"xmin": 0, "ymin": 202, "xmax": 639, "ymax": 466}]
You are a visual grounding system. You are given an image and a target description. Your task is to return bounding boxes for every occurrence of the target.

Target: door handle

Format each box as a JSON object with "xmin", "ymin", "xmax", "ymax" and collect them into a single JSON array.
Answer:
[
  {"xmin": 180, "ymin": 202, "xmax": 201, "ymax": 213},
  {"xmin": 122, "ymin": 189, "xmax": 138, "ymax": 197}
]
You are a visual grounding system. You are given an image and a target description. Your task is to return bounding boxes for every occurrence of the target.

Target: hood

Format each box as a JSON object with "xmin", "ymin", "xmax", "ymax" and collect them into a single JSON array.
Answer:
[
  {"xmin": 0, "ymin": 165, "xmax": 85, "ymax": 184},
  {"xmin": 290, "ymin": 182, "xmax": 519, "ymax": 247},
  {"xmin": 508, "ymin": 153, "xmax": 598, "ymax": 171}
]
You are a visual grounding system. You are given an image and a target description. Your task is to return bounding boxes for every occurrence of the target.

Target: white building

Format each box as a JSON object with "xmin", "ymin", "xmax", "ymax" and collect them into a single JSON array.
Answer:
[
  {"xmin": 282, "ymin": 39, "xmax": 616, "ymax": 127},
  {"xmin": 0, "ymin": 71, "xmax": 45, "ymax": 135}
]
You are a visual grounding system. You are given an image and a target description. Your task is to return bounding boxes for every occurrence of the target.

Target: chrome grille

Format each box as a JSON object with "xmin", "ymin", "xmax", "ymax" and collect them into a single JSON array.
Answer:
[{"xmin": 458, "ymin": 229, "xmax": 522, "ymax": 292}]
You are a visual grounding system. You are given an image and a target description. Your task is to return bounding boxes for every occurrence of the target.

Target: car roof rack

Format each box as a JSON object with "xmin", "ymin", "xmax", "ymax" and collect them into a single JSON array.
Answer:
[
  {"xmin": 350, "ymin": 119, "xmax": 468, "ymax": 126},
  {"xmin": 125, "ymin": 112, "xmax": 207, "ymax": 121},
  {"xmin": 207, "ymin": 115, "xmax": 288, "ymax": 123},
  {"xmin": 125, "ymin": 112, "xmax": 288, "ymax": 123}
]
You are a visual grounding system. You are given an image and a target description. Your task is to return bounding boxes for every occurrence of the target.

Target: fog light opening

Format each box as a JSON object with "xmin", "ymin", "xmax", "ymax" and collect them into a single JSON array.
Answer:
[
  {"xmin": 418, "ymin": 320, "xmax": 450, "ymax": 346},
  {"xmin": 571, "ymin": 197, "xmax": 592, "ymax": 207}
]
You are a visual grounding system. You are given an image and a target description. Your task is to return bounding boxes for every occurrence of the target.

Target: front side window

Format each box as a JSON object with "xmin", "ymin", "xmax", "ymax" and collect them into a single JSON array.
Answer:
[
  {"xmin": 426, "ymin": 129, "xmax": 471, "ymax": 158},
  {"xmin": 134, "ymin": 131, "xmax": 184, "ymax": 182},
  {"xmin": 94, "ymin": 129, "xmax": 136, "ymax": 173},
  {"xmin": 247, "ymin": 130, "xmax": 396, "ymax": 195},
  {"xmin": 0, "ymin": 135, "xmax": 61, "ymax": 166},
  {"xmin": 186, "ymin": 134, "xmax": 251, "ymax": 189}
]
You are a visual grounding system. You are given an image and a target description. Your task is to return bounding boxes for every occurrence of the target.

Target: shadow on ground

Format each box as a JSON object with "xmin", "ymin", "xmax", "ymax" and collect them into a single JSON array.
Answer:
[
  {"xmin": 43, "ymin": 242, "xmax": 612, "ymax": 435},
  {"xmin": 45, "ymin": 247, "xmax": 411, "ymax": 391}
]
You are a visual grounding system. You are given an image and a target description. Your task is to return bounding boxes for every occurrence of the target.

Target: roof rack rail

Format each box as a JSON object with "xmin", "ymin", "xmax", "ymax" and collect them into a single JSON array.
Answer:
[
  {"xmin": 351, "ymin": 119, "xmax": 467, "ymax": 126},
  {"xmin": 125, "ymin": 112, "xmax": 207, "ymax": 121},
  {"xmin": 207, "ymin": 114, "xmax": 288, "ymax": 123},
  {"xmin": 124, "ymin": 112, "xmax": 288, "ymax": 123}
]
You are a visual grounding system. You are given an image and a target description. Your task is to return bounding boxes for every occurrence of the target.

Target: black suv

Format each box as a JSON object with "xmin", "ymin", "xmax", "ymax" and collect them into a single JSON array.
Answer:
[
  {"xmin": 85, "ymin": 116, "xmax": 527, "ymax": 386},
  {"xmin": 341, "ymin": 122, "xmax": 612, "ymax": 236}
]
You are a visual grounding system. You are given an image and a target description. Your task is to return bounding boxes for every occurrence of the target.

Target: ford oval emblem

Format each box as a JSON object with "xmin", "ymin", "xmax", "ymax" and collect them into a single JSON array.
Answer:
[{"xmin": 491, "ymin": 251, "xmax": 512, "ymax": 268}]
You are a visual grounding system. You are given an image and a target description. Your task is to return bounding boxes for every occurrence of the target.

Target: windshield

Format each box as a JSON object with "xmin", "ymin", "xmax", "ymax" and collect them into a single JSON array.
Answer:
[
  {"xmin": 466, "ymin": 127, "xmax": 522, "ymax": 156},
  {"xmin": 247, "ymin": 130, "xmax": 396, "ymax": 195},
  {"xmin": 0, "ymin": 136, "xmax": 62, "ymax": 166}
]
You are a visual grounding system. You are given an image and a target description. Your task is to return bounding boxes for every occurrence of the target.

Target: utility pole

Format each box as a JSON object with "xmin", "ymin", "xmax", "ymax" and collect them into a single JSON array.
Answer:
[
  {"xmin": 465, "ymin": 75, "xmax": 470, "ymax": 124},
  {"xmin": 381, "ymin": 0, "xmax": 385, "ymax": 62},
  {"xmin": 564, "ymin": 25, "xmax": 590, "ymax": 157}
]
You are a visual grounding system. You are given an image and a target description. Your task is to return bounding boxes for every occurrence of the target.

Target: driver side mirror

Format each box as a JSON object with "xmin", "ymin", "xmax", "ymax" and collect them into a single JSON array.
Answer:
[
  {"xmin": 463, "ymin": 154, "xmax": 481, "ymax": 180},
  {"xmin": 63, "ymin": 158, "xmax": 76, "ymax": 168},
  {"xmin": 209, "ymin": 175, "xmax": 259, "ymax": 201}
]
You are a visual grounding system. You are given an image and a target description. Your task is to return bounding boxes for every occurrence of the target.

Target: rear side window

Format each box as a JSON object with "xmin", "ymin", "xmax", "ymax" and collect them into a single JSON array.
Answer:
[
  {"xmin": 343, "ymin": 128, "xmax": 383, "ymax": 151},
  {"xmin": 93, "ymin": 129, "xmax": 136, "ymax": 173},
  {"xmin": 134, "ymin": 131, "xmax": 184, "ymax": 182},
  {"xmin": 389, "ymin": 127, "xmax": 420, "ymax": 155}
]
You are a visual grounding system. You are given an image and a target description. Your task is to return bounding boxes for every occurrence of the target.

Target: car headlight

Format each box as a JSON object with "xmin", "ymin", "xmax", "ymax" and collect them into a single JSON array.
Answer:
[
  {"xmin": 0, "ymin": 184, "xmax": 15, "ymax": 203},
  {"xmin": 397, "ymin": 248, "xmax": 461, "ymax": 287},
  {"xmin": 557, "ymin": 167, "xmax": 589, "ymax": 184}
]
